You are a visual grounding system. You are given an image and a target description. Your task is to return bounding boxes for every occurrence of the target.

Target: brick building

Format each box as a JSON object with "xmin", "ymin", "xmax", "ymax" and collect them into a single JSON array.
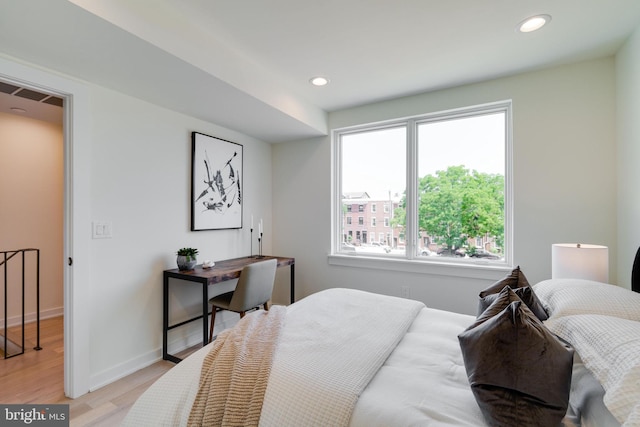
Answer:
[{"xmin": 342, "ymin": 192, "xmax": 403, "ymax": 248}]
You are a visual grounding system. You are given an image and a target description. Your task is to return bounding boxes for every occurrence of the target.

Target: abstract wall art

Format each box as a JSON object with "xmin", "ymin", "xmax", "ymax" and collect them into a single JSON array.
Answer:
[{"xmin": 191, "ymin": 132, "xmax": 243, "ymax": 230}]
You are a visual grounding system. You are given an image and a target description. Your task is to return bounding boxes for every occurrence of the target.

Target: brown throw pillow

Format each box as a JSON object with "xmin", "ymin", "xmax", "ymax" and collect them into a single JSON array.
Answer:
[
  {"xmin": 459, "ymin": 288, "xmax": 574, "ymax": 427},
  {"xmin": 478, "ymin": 266, "xmax": 548, "ymax": 321}
]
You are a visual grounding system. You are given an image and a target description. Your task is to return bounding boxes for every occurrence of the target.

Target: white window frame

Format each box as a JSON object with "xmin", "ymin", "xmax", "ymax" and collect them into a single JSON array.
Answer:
[{"xmin": 330, "ymin": 100, "xmax": 513, "ymax": 277}]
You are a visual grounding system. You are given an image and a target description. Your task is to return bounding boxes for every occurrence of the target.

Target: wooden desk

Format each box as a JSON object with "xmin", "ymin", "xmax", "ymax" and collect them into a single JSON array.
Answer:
[{"xmin": 162, "ymin": 255, "xmax": 295, "ymax": 363}]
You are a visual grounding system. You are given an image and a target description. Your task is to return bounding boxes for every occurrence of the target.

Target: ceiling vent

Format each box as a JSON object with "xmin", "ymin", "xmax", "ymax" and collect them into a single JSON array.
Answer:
[{"xmin": 0, "ymin": 81, "xmax": 63, "ymax": 108}]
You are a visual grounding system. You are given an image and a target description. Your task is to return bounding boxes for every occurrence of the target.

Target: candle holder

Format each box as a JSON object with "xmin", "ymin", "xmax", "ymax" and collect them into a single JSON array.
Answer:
[
  {"xmin": 249, "ymin": 227, "xmax": 254, "ymax": 258},
  {"xmin": 256, "ymin": 233, "xmax": 265, "ymax": 259}
]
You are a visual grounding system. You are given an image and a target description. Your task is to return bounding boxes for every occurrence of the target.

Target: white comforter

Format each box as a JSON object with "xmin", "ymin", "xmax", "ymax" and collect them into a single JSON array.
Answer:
[
  {"xmin": 123, "ymin": 289, "xmax": 485, "ymax": 426},
  {"xmin": 351, "ymin": 306, "xmax": 484, "ymax": 426},
  {"xmin": 259, "ymin": 288, "xmax": 424, "ymax": 426}
]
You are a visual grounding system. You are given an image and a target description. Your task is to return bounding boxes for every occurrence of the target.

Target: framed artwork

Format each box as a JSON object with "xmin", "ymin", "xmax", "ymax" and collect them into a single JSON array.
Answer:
[{"xmin": 191, "ymin": 132, "xmax": 243, "ymax": 230}]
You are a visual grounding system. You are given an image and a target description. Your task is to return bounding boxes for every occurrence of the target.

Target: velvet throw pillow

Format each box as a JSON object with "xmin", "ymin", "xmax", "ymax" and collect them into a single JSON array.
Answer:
[
  {"xmin": 478, "ymin": 266, "xmax": 548, "ymax": 321},
  {"xmin": 459, "ymin": 288, "xmax": 574, "ymax": 427}
]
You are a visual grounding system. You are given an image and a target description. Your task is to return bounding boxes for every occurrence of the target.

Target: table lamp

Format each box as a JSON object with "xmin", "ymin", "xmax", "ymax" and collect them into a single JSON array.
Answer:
[{"xmin": 551, "ymin": 243, "xmax": 609, "ymax": 283}]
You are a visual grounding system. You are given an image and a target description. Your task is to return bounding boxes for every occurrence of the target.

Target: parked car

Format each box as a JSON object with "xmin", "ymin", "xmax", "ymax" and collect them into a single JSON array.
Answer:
[
  {"xmin": 341, "ymin": 243, "xmax": 357, "ymax": 252},
  {"xmin": 420, "ymin": 248, "xmax": 436, "ymax": 256},
  {"xmin": 469, "ymin": 249, "xmax": 501, "ymax": 260},
  {"xmin": 371, "ymin": 242, "xmax": 391, "ymax": 253},
  {"xmin": 437, "ymin": 247, "xmax": 466, "ymax": 257},
  {"xmin": 359, "ymin": 244, "xmax": 389, "ymax": 254}
]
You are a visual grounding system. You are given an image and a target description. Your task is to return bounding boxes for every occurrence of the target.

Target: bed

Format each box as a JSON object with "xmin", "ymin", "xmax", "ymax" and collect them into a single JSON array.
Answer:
[{"xmin": 123, "ymin": 271, "xmax": 640, "ymax": 427}]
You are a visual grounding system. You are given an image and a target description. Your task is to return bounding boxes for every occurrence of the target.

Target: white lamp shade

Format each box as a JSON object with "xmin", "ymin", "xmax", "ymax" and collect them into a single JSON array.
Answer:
[{"xmin": 551, "ymin": 243, "xmax": 609, "ymax": 283}]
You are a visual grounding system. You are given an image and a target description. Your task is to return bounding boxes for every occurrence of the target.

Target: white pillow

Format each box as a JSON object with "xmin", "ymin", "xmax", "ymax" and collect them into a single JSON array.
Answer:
[
  {"xmin": 545, "ymin": 314, "xmax": 640, "ymax": 425},
  {"xmin": 533, "ymin": 279, "xmax": 640, "ymax": 321}
]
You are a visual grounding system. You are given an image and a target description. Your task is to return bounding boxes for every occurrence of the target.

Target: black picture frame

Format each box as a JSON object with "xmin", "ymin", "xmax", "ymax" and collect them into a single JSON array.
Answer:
[{"xmin": 191, "ymin": 132, "xmax": 243, "ymax": 231}]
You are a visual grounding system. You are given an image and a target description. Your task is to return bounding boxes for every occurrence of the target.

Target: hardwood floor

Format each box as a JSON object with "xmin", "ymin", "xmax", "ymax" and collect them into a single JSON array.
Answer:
[
  {"xmin": 0, "ymin": 316, "xmax": 66, "ymax": 404},
  {"xmin": 0, "ymin": 317, "xmax": 191, "ymax": 426}
]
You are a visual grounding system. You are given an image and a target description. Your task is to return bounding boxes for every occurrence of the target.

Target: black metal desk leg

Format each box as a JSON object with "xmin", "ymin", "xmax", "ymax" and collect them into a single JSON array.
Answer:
[
  {"xmin": 202, "ymin": 279, "xmax": 209, "ymax": 346},
  {"xmin": 163, "ymin": 275, "xmax": 169, "ymax": 360},
  {"xmin": 290, "ymin": 264, "xmax": 295, "ymax": 304}
]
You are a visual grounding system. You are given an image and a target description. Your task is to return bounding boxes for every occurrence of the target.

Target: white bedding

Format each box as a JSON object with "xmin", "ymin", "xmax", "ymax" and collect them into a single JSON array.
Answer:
[
  {"xmin": 259, "ymin": 288, "xmax": 424, "ymax": 426},
  {"xmin": 546, "ymin": 314, "xmax": 640, "ymax": 426},
  {"xmin": 123, "ymin": 287, "xmax": 619, "ymax": 427},
  {"xmin": 123, "ymin": 290, "xmax": 485, "ymax": 427},
  {"xmin": 350, "ymin": 307, "xmax": 484, "ymax": 426}
]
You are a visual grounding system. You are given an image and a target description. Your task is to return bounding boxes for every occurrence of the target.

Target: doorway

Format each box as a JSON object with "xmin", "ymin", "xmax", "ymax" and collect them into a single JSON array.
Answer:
[
  {"xmin": 0, "ymin": 79, "xmax": 64, "ymax": 381},
  {"xmin": 0, "ymin": 82, "xmax": 63, "ymax": 362},
  {"xmin": 0, "ymin": 55, "xmax": 92, "ymax": 398}
]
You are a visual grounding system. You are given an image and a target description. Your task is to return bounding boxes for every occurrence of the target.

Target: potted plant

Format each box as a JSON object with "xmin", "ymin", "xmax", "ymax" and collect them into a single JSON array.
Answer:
[{"xmin": 176, "ymin": 247, "xmax": 199, "ymax": 271}]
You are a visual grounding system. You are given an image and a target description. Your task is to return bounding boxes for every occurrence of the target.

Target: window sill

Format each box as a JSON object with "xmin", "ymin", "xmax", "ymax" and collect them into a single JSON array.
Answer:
[{"xmin": 327, "ymin": 253, "xmax": 512, "ymax": 280}]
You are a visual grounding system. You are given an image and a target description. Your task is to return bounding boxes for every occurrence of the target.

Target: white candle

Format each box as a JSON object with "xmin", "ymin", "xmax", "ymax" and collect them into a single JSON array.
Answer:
[
  {"xmin": 251, "ymin": 215, "xmax": 254, "ymax": 229},
  {"xmin": 259, "ymin": 219, "xmax": 263, "ymax": 234}
]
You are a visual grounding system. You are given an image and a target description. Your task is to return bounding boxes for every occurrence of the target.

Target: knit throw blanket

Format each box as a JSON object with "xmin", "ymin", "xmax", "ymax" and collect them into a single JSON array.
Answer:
[{"xmin": 187, "ymin": 306, "xmax": 286, "ymax": 427}]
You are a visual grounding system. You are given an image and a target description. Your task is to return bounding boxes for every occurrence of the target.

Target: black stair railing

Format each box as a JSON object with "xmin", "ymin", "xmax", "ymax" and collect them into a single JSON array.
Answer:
[{"xmin": 0, "ymin": 248, "xmax": 41, "ymax": 359}]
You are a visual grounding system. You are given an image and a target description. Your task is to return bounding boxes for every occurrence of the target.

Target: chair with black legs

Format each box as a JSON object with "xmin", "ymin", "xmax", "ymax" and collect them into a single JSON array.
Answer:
[{"xmin": 208, "ymin": 258, "xmax": 278, "ymax": 342}]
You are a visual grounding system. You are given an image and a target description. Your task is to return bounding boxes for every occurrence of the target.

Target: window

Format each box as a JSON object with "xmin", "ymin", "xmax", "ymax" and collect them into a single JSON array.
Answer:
[
  {"xmin": 347, "ymin": 205, "xmax": 352, "ymax": 212},
  {"xmin": 334, "ymin": 101, "xmax": 511, "ymax": 265},
  {"xmin": 371, "ymin": 203, "xmax": 377, "ymax": 213},
  {"xmin": 358, "ymin": 205, "xmax": 364, "ymax": 212},
  {"xmin": 358, "ymin": 217, "xmax": 364, "ymax": 226},
  {"xmin": 347, "ymin": 217, "xmax": 352, "ymax": 225}
]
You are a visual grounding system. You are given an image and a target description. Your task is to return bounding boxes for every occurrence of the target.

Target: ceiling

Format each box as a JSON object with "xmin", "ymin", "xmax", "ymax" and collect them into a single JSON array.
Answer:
[{"xmin": 1, "ymin": 0, "xmax": 640, "ymax": 142}]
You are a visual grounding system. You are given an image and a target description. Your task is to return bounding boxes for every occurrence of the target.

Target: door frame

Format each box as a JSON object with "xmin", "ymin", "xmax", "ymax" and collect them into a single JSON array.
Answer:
[{"xmin": 0, "ymin": 55, "xmax": 91, "ymax": 398}]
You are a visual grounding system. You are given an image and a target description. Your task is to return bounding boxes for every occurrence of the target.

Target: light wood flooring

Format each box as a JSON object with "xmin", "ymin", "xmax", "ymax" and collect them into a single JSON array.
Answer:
[{"xmin": 0, "ymin": 317, "xmax": 194, "ymax": 426}]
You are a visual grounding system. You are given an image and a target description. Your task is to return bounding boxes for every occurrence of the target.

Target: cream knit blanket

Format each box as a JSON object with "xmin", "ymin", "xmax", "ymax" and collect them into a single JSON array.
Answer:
[{"xmin": 187, "ymin": 306, "xmax": 286, "ymax": 427}]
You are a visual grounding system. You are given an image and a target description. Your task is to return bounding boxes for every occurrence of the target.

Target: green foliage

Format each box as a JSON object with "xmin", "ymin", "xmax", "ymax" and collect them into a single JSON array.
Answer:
[
  {"xmin": 398, "ymin": 166, "xmax": 504, "ymax": 252},
  {"xmin": 176, "ymin": 247, "xmax": 199, "ymax": 260}
]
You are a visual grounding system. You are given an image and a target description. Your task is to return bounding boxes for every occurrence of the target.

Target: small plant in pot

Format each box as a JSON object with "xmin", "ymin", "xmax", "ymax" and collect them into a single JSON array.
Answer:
[{"xmin": 176, "ymin": 247, "xmax": 199, "ymax": 271}]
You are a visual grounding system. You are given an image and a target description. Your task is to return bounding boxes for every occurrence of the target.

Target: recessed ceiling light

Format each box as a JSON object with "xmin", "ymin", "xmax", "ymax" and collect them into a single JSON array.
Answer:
[
  {"xmin": 10, "ymin": 107, "xmax": 27, "ymax": 113},
  {"xmin": 310, "ymin": 76, "xmax": 330, "ymax": 86},
  {"xmin": 517, "ymin": 14, "xmax": 551, "ymax": 33}
]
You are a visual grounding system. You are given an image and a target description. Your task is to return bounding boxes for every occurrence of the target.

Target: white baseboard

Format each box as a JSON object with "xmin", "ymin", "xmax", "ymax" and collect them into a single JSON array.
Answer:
[
  {"xmin": 89, "ymin": 346, "xmax": 162, "ymax": 392},
  {"xmin": 89, "ymin": 311, "xmax": 240, "ymax": 392},
  {"xmin": 0, "ymin": 306, "xmax": 63, "ymax": 329}
]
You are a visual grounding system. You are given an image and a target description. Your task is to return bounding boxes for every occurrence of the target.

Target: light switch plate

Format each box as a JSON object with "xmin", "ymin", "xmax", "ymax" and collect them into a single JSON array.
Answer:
[{"xmin": 92, "ymin": 221, "xmax": 113, "ymax": 239}]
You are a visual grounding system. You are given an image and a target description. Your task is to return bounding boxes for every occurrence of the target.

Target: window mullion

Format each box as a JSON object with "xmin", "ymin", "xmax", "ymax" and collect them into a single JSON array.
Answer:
[{"xmin": 405, "ymin": 120, "xmax": 418, "ymax": 259}]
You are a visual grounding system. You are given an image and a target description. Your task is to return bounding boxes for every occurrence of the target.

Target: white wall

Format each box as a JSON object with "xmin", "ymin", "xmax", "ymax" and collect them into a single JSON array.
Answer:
[
  {"xmin": 616, "ymin": 26, "xmax": 640, "ymax": 289},
  {"xmin": 0, "ymin": 112, "xmax": 63, "ymax": 324},
  {"xmin": 273, "ymin": 57, "xmax": 618, "ymax": 315},
  {"xmin": 85, "ymin": 85, "xmax": 274, "ymax": 387}
]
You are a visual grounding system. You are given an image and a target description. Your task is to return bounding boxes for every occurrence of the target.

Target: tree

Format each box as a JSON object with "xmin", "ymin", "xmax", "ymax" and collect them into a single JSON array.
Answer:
[{"xmin": 396, "ymin": 166, "xmax": 504, "ymax": 254}]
